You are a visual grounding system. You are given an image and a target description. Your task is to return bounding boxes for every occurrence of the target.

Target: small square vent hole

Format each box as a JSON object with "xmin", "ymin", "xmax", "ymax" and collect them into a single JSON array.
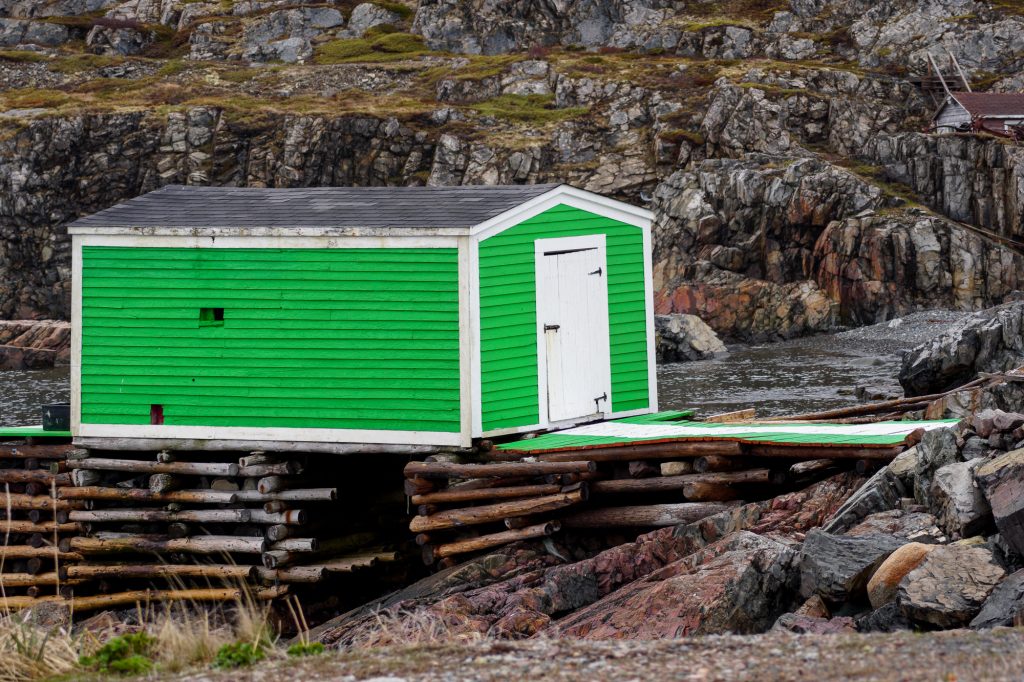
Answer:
[{"xmin": 199, "ymin": 307, "xmax": 225, "ymax": 327}]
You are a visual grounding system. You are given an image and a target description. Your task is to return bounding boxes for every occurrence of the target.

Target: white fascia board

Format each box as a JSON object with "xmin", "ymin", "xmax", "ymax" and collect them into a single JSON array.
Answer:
[
  {"xmin": 67, "ymin": 225, "xmax": 469, "ymax": 238},
  {"xmin": 470, "ymin": 185, "xmax": 653, "ymax": 241},
  {"xmin": 76, "ymin": 423, "xmax": 466, "ymax": 447},
  {"xmin": 75, "ymin": 234, "xmax": 461, "ymax": 249},
  {"xmin": 480, "ymin": 407, "xmax": 652, "ymax": 439}
]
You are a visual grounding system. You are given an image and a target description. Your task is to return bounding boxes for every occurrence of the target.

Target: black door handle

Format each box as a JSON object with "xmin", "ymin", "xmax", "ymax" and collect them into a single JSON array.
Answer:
[{"xmin": 544, "ymin": 324, "xmax": 560, "ymax": 332}]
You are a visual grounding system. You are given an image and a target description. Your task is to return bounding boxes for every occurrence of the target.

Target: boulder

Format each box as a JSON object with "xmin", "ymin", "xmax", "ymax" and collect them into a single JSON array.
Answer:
[
  {"xmin": 798, "ymin": 529, "xmax": 904, "ymax": 604},
  {"xmin": 913, "ymin": 427, "xmax": 960, "ymax": 509},
  {"xmin": 970, "ymin": 568, "xmax": 1024, "ymax": 629},
  {"xmin": 855, "ymin": 602, "xmax": 912, "ymax": 633},
  {"xmin": 654, "ymin": 313, "xmax": 726, "ymax": 362},
  {"xmin": 974, "ymin": 449, "xmax": 1024, "ymax": 558},
  {"xmin": 0, "ymin": 18, "xmax": 68, "ymax": 47},
  {"xmin": 930, "ymin": 459, "xmax": 993, "ymax": 539},
  {"xmin": 822, "ymin": 466, "xmax": 905, "ymax": 534},
  {"xmin": 345, "ymin": 2, "xmax": 403, "ymax": 37},
  {"xmin": 899, "ymin": 301, "xmax": 1024, "ymax": 397},
  {"xmin": 240, "ymin": 7, "xmax": 344, "ymax": 62},
  {"xmin": 867, "ymin": 542, "xmax": 936, "ymax": 610},
  {"xmin": 551, "ymin": 532, "xmax": 800, "ymax": 638},
  {"xmin": 772, "ymin": 613, "xmax": 856, "ymax": 634},
  {"xmin": 845, "ymin": 509, "xmax": 945, "ymax": 544},
  {"xmin": 85, "ymin": 24, "xmax": 152, "ymax": 55},
  {"xmin": 897, "ymin": 543, "xmax": 1006, "ymax": 628}
]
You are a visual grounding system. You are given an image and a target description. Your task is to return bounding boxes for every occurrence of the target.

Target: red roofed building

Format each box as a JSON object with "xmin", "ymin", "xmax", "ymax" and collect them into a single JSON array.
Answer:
[{"xmin": 931, "ymin": 92, "xmax": 1024, "ymax": 138}]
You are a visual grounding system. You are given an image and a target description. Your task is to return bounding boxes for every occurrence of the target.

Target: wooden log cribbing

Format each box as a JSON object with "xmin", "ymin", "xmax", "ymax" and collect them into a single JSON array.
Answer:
[
  {"xmin": 0, "ymin": 470, "xmax": 71, "ymax": 485},
  {"xmin": 0, "ymin": 444, "xmax": 75, "ymax": 459},
  {"xmin": 64, "ymin": 535, "xmax": 267, "ymax": 555},
  {"xmin": 61, "ymin": 563, "xmax": 255, "ymax": 581},
  {"xmin": 59, "ymin": 487, "xmax": 238, "ymax": 504},
  {"xmin": 0, "ymin": 572, "xmax": 85, "ymax": 588},
  {"xmin": 561, "ymin": 502, "xmax": 739, "ymax": 528},
  {"xmin": 694, "ymin": 456, "xmax": 761, "ymax": 473},
  {"xmin": 0, "ymin": 586, "xmax": 288, "ymax": 612},
  {"xmin": 789, "ymin": 459, "xmax": 839, "ymax": 476},
  {"xmin": 410, "ymin": 482, "xmax": 562, "ymax": 506},
  {"xmin": 427, "ymin": 521, "xmax": 561, "ymax": 561},
  {"xmin": 0, "ymin": 493, "xmax": 83, "ymax": 510},
  {"xmin": 69, "ymin": 509, "xmax": 254, "ymax": 524},
  {"xmin": 238, "ymin": 461, "xmax": 303, "ymax": 477},
  {"xmin": 256, "ymin": 566, "xmax": 325, "ymax": 583},
  {"xmin": 0, "ymin": 546, "xmax": 83, "ymax": 560},
  {"xmin": 404, "ymin": 460, "xmax": 596, "ymax": 479},
  {"xmin": 233, "ymin": 488, "xmax": 337, "ymax": 503},
  {"xmin": 589, "ymin": 469, "xmax": 777, "ymax": 495},
  {"xmin": 409, "ymin": 489, "xmax": 585, "ymax": 533},
  {"xmin": 0, "ymin": 520, "xmax": 81, "ymax": 534},
  {"xmin": 69, "ymin": 458, "xmax": 239, "ymax": 477},
  {"xmin": 746, "ymin": 445, "xmax": 903, "ymax": 460}
]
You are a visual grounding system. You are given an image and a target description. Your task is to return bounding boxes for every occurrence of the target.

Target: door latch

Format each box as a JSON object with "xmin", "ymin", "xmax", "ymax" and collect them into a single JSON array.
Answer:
[
  {"xmin": 544, "ymin": 324, "xmax": 560, "ymax": 332},
  {"xmin": 594, "ymin": 392, "xmax": 608, "ymax": 411},
  {"xmin": 589, "ymin": 267, "xmax": 603, "ymax": 276}
]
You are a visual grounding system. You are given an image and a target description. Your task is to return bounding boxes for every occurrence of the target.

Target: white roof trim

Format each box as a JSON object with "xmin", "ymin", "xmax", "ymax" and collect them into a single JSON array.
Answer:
[
  {"xmin": 67, "ymin": 225, "xmax": 470, "ymax": 237},
  {"xmin": 470, "ymin": 185, "xmax": 653, "ymax": 241}
]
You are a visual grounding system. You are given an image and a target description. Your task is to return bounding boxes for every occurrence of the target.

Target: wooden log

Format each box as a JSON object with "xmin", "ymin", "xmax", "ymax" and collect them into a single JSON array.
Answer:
[
  {"xmin": 409, "ymin": 490, "xmax": 584, "ymax": 532},
  {"xmin": 746, "ymin": 445, "xmax": 903, "ymax": 460},
  {"xmin": 0, "ymin": 470, "xmax": 71, "ymax": 485},
  {"xmin": 27, "ymin": 509, "xmax": 71, "ymax": 524},
  {"xmin": 531, "ymin": 441, "xmax": 744, "ymax": 462},
  {"xmin": 265, "ymin": 525, "xmax": 294, "ymax": 542},
  {"xmin": 71, "ymin": 458, "xmax": 239, "ymax": 477},
  {"xmin": 789, "ymin": 459, "xmax": 838, "ymax": 476},
  {"xmin": 63, "ymin": 563, "xmax": 255, "ymax": 580},
  {"xmin": 149, "ymin": 474, "xmax": 186, "ymax": 494},
  {"xmin": 155, "ymin": 451, "xmax": 175, "ymax": 464},
  {"xmin": 683, "ymin": 482, "xmax": 742, "ymax": 502},
  {"xmin": 256, "ymin": 566, "xmax": 325, "ymax": 584},
  {"xmin": 263, "ymin": 501, "xmax": 289, "ymax": 514},
  {"xmin": 233, "ymin": 488, "xmax": 338, "ymax": 503},
  {"xmin": 404, "ymin": 476, "xmax": 436, "ymax": 496},
  {"xmin": 660, "ymin": 461, "xmax": 694, "ymax": 476},
  {"xmin": 694, "ymin": 456, "xmax": 759, "ymax": 473},
  {"xmin": 0, "ymin": 586, "xmax": 289, "ymax": 612},
  {"xmin": 561, "ymin": 502, "xmax": 738, "ymax": 528},
  {"xmin": 0, "ymin": 520, "xmax": 80, "ymax": 534},
  {"xmin": 414, "ymin": 533, "xmax": 431, "ymax": 546},
  {"xmin": 238, "ymin": 453, "xmax": 273, "ymax": 468},
  {"xmin": 256, "ymin": 476, "xmax": 291, "ymax": 494},
  {"xmin": 404, "ymin": 460, "xmax": 595, "ymax": 479},
  {"xmin": 432, "ymin": 521, "xmax": 561, "ymax": 560},
  {"xmin": 75, "ymin": 436, "xmax": 446, "ymax": 457},
  {"xmin": 704, "ymin": 409, "xmax": 756, "ymax": 423},
  {"xmin": 0, "ymin": 546, "xmax": 83, "ymax": 560},
  {"xmin": 628, "ymin": 461, "xmax": 659, "ymax": 478},
  {"xmin": 417, "ymin": 504, "xmax": 440, "ymax": 517},
  {"xmin": 66, "ymin": 535, "xmax": 267, "ymax": 555},
  {"xmin": 268, "ymin": 538, "xmax": 318, "ymax": 552},
  {"xmin": 71, "ymin": 470, "xmax": 102, "ymax": 487},
  {"xmin": 45, "ymin": 461, "xmax": 69, "ymax": 474},
  {"xmin": 59, "ymin": 487, "xmax": 238, "ymax": 504},
  {"xmin": 0, "ymin": 572, "xmax": 85, "ymax": 588},
  {"xmin": 247, "ymin": 509, "xmax": 306, "ymax": 525},
  {"xmin": 310, "ymin": 556, "xmax": 377, "ymax": 573},
  {"xmin": 261, "ymin": 550, "xmax": 291, "ymax": 569},
  {"xmin": 238, "ymin": 461, "xmax": 302, "ymax": 478},
  {"xmin": 0, "ymin": 445, "xmax": 74, "ymax": 459},
  {"xmin": 590, "ymin": 469, "xmax": 772, "ymax": 494},
  {"xmin": 410, "ymin": 483, "xmax": 562, "ymax": 506},
  {"xmin": 69, "ymin": 509, "xmax": 253, "ymax": 524}
]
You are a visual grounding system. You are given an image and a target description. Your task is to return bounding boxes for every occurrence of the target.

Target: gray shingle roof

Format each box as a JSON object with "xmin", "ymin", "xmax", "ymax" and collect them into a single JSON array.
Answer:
[{"xmin": 69, "ymin": 184, "xmax": 563, "ymax": 230}]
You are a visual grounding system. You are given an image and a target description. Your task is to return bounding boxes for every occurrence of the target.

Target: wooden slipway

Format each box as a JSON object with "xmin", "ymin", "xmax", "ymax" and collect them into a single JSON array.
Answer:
[{"xmin": 496, "ymin": 411, "xmax": 958, "ymax": 454}]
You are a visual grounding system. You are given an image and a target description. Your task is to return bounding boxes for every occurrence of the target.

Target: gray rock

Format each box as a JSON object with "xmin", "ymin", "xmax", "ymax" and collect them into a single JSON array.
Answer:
[
  {"xmin": 85, "ymin": 24, "xmax": 152, "ymax": 55},
  {"xmin": 897, "ymin": 543, "xmax": 1006, "ymax": 628},
  {"xmin": 930, "ymin": 458, "xmax": 993, "ymax": 540},
  {"xmin": 974, "ymin": 449, "xmax": 1024, "ymax": 559},
  {"xmin": 241, "ymin": 7, "xmax": 344, "ymax": 63},
  {"xmin": 0, "ymin": 18, "xmax": 68, "ymax": 47},
  {"xmin": 913, "ymin": 427, "xmax": 960, "ymax": 509},
  {"xmin": 845, "ymin": 509, "xmax": 946, "ymax": 545},
  {"xmin": 962, "ymin": 436, "xmax": 991, "ymax": 461},
  {"xmin": 970, "ymin": 568, "xmax": 1024, "ymax": 629},
  {"xmin": 823, "ymin": 465, "xmax": 905, "ymax": 534},
  {"xmin": 855, "ymin": 602, "xmax": 913, "ymax": 633},
  {"xmin": 772, "ymin": 613, "xmax": 856, "ymax": 634},
  {"xmin": 345, "ymin": 3, "xmax": 402, "ymax": 37},
  {"xmin": 799, "ymin": 529, "xmax": 905, "ymax": 604},
  {"xmin": 655, "ymin": 314, "xmax": 726, "ymax": 362}
]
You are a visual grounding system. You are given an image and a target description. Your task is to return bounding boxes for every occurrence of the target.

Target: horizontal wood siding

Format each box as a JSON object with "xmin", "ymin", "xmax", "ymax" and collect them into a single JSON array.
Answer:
[
  {"xmin": 478, "ymin": 204, "xmax": 649, "ymax": 431},
  {"xmin": 80, "ymin": 247, "xmax": 461, "ymax": 433}
]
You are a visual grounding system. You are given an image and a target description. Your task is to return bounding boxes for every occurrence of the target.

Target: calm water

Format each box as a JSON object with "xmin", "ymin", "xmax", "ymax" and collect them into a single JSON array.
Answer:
[{"xmin": 0, "ymin": 311, "xmax": 969, "ymax": 426}]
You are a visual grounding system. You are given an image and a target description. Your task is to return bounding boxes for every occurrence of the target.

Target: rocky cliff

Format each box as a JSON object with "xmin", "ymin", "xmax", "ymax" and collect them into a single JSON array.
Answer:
[{"xmin": 0, "ymin": 0, "xmax": 1022, "ymax": 340}]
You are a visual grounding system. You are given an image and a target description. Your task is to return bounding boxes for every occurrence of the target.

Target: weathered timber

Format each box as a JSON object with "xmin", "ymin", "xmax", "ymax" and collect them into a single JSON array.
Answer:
[
  {"xmin": 261, "ymin": 550, "xmax": 291, "ymax": 569},
  {"xmin": 746, "ymin": 445, "xmax": 903, "ymax": 460},
  {"xmin": 59, "ymin": 487, "xmax": 237, "ymax": 504},
  {"xmin": 531, "ymin": 440, "xmax": 744, "ymax": 462},
  {"xmin": 404, "ymin": 460, "xmax": 595, "ymax": 479},
  {"xmin": 660, "ymin": 461, "xmax": 694, "ymax": 476},
  {"xmin": 682, "ymin": 482, "xmax": 742, "ymax": 502},
  {"xmin": 238, "ymin": 453, "xmax": 276, "ymax": 468},
  {"xmin": 561, "ymin": 502, "xmax": 738, "ymax": 528},
  {"xmin": 410, "ymin": 483, "xmax": 561, "ymax": 506},
  {"xmin": 265, "ymin": 525, "xmax": 294, "ymax": 542},
  {"xmin": 28, "ymin": 510, "xmax": 71, "ymax": 524},
  {"xmin": 63, "ymin": 563, "xmax": 255, "ymax": 580},
  {"xmin": 0, "ymin": 546, "xmax": 82, "ymax": 560},
  {"xmin": 311, "ymin": 556, "xmax": 377, "ymax": 573},
  {"xmin": 74, "ymin": 436, "xmax": 447, "ymax": 456},
  {"xmin": 0, "ymin": 520, "xmax": 80, "ymax": 534},
  {"xmin": 247, "ymin": 509, "xmax": 306, "ymax": 525},
  {"xmin": 268, "ymin": 538, "xmax": 318, "ymax": 552},
  {"xmin": 257, "ymin": 476, "xmax": 291, "ymax": 494},
  {"xmin": 0, "ymin": 572, "xmax": 84, "ymax": 588},
  {"xmin": 409, "ymin": 490, "xmax": 584, "ymax": 532},
  {"xmin": 760, "ymin": 379, "xmax": 987, "ymax": 421},
  {"xmin": 694, "ymin": 455, "xmax": 759, "ymax": 473},
  {"xmin": 0, "ymin": 470, "xmax": 70, "ymax": 485},
  {"xmin": 0, "ymin": 445, "xmax": 74, "ymax": 459},
  {"xmin": 71, "ymin": 470, "xmax": 102, "ymax": 487},
  {"xmin": 790, "ymin": 459, "xmax": 839, "ymax": 476},
  {"xmin": 0, "ymin": 586, "xmax": 289, "ymax": 612},
  {"xmin": 590, "ymin": 469, "xmax": 772, "ymax": 494},
  {"xmin": 71, "ymin": 458, "xmax": 239, "ymax": 476},
  {"xmin": 256, "ymin": 566, "xmax": 325, "ymax": 583},
  {"xmin": 238, "ymin": 461, "xmax": 302, "ymax": 477},
  {"xmin": 262, "ymin": 500, "xmax": 289, "ymax": 513},
  {"xmin": 431, "ymin": 521, "xmax": 560, "ymax": 560},
  {"xmin": 149, "ymin": 474, "xmax": 186, "ymax": 494},
  {"xmin": 66, "ymin": 535, "xmax": 267, "ymax": 555},
  {"xmin": 0, "ymin": 494, "xmax": 82, "ymax": 510},
  {"xmin": 68, "ymin": 509, "xmax": 253, "ymax": 524},
  {"xmin": 233, "ymin": 488, "xmax": 336, "ymax": 503},
  {"xmin": 704, "ymin": 409, "xmax": 756, "ymax": 422},
  {"xmin": 404, "ymin": 476, "xmax": 435, "ymax": 496}
]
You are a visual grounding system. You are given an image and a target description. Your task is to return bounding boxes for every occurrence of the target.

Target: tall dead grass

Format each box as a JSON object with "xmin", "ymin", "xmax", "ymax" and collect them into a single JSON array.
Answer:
[{"xmin": 349, "ymin": 606, "xmax": 487, "ymax": 648}]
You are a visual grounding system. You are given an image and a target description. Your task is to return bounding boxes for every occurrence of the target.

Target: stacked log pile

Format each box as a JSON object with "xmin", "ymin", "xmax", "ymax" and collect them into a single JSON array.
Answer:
[
  {"xmin": 0, "ymin": 447, "xmax": 410, "ymax": 611},
  {"xmin": 0, "ymin": 443, "xmax": 83, "ymax": 604},
  {"xmin": 406, "ymin": 437, "xmax": 910, "ymax": 567}
]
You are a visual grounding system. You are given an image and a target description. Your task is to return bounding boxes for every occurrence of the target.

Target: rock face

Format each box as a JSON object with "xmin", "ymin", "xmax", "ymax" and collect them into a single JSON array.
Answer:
[
  {"xmin": 654, "ymin": 314, "xmax": 725, "ymax": 362},
  {"xmin": 798, "ymin": 529, "xmax": 904, "ymax": 604},
  {"xmin": 867, "ymin": 542, "xmax": 936, "ymax": 610},
  {"xmin": 0, "ymin": 18, "xmax": 69, "ymax": 47},
  {"xmin": 896, "ymin": 543, "xmax": 1006, "ymax": 628},
  {"xmin": 930, "ymin": 459, "xmax": 993, "ymax": 540},
  {"xmin": 971, "ymin": 568, "xmax": 1024, "ymax": 629},
  {"xmin": 900, "ymin": 302, "xmax": 1024, "ymax": 396},
  {"xmin": 975, "ymin": 449, "xmax": 1024, "ymax": 558},
  {"xmin": 0, "ymin": 319, "xmax": 71, "ymax": 369}
]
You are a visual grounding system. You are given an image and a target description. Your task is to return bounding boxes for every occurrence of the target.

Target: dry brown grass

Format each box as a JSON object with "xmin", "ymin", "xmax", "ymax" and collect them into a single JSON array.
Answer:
[{"xmin": 349, "ymin": 607, "xmax": 488, "ymax": 648}]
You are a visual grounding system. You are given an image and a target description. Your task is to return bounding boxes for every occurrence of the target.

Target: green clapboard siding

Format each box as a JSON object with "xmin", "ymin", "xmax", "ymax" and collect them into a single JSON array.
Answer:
[
  {"xmin": 478, "ymin": 204, "xmax": 649, "ymax": 431},
  {"xmin": 80, "ymin": 247, "xmax": 461, "ymax": 433}
]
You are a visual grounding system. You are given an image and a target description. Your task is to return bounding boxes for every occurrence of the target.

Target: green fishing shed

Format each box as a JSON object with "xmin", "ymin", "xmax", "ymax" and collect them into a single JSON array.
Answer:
[{"xmin": 68, "ymin": 184, "xmax": 657, "ymax": 451}]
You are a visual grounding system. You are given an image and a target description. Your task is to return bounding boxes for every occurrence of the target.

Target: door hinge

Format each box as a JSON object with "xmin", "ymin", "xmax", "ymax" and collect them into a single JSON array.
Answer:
[
  {"xmin": 594, "ymin": 392, "xmax": 608, "ymax": 411},
  {"xmin": 589, "ymin": 267, "xmax": 603, "ymax": 276},
  {"xmin": 544, "ymin": 324, "xmax": 561, "ymax": 332}
]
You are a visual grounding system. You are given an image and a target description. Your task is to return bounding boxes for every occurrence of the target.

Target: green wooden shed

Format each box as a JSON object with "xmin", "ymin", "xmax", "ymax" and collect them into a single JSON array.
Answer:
[{"xmin": 68, "ymin": 184, "xmax": 657, "ymax": 451}]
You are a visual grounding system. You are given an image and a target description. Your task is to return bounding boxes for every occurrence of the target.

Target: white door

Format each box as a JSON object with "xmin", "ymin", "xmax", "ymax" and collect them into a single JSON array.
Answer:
[{"xmin": 536, "ymin": 236, "xmax": 611, "ymax": 423}]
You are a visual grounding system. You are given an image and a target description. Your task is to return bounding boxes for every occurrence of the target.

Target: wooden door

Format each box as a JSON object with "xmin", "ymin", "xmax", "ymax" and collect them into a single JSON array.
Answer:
[{"xmin": 536, "ymin": 238, "xmax": 611, "ymax": 423}]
